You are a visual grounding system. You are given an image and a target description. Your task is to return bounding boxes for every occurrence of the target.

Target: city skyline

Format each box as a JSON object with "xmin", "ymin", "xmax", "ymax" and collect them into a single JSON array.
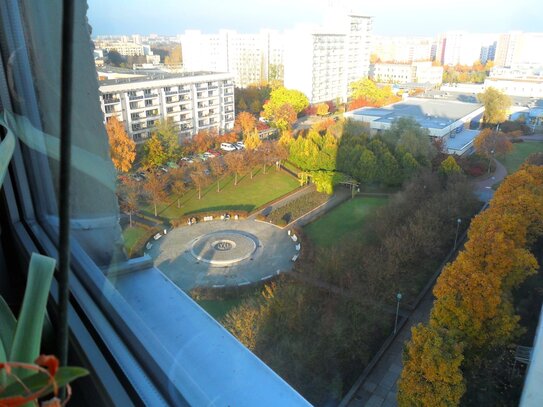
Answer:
[{"xmin": 88, "ymin": 0, "xmax": 542, "ymax": 37}]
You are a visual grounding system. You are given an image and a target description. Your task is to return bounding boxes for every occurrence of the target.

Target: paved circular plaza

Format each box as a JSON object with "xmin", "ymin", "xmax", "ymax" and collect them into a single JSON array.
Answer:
[{"xmin": 147, "ymin": 220, "xmax": 298, "ymax": 291}]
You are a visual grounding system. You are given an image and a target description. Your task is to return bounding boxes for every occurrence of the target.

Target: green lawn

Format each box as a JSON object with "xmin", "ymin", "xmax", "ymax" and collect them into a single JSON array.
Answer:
[
  {"xmin": 143, "ymin": 168, "xmax": 299, "ymax": 220},
  {"xmin": 123, "ymin": 226, "xmax": 151, "ymax": 255},
  {"xmin": 196, "ymin": 298, "xmax": 244, "ymax": 321},
  {"xmin": 304, "ymin": 197, "xmax": 387, "ymax": 248},
  {"xmin": 499, "ymin": 142, "xmax": 543, "ymax": 174}
]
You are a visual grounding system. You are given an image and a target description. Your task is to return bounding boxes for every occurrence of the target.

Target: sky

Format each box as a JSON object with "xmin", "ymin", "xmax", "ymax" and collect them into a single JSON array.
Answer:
[{"xmin": 88, "ymin": 0, "xmax": 542, "ymax": 37}]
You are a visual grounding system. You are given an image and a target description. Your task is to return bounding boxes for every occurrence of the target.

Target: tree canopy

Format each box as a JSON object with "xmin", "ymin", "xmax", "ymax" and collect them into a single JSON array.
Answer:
[
  {"xmin": 106, "ymin": 116, "xmax": 136, "ymax": 172},
  {"xmin": 478, "ymin": 87, "xmax": 511, "ymax": 125}
]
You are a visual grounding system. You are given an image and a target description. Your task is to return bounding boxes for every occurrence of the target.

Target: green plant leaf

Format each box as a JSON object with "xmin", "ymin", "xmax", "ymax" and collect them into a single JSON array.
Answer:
[
  {"xmin": 0, "ymin": 296, "xmax": 16, "ymax": 361},
  {"xmin": 9, "ymin": 254, "xmax": 56, "ymax": 375},
  {"xmin": 0, "ymin": 366, "xmax": 89, "ymax": 399},
  {"xmin": 0, "ymin": 125, "xmax": 15, "ymax": 187}
]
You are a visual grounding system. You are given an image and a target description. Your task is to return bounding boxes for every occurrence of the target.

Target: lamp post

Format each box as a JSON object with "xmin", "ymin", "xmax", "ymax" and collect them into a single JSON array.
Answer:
[
  {"xmin": 454, "ymin": 218, "xmax": 462, "ymax": 249},
  {"xmin": 487, "ymin": 149, "xmax": 495, "ymax": 174},
  {"xmin": 394, "ymin": 292, "xmax": 402, "ymax": 335}
]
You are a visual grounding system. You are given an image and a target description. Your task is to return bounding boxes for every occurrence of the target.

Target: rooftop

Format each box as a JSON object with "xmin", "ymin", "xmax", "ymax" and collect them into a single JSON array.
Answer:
[
  {"xmin": 351, "ymin": 98, "xmax": 483, "ymax": 129},
  {"xmin": 98, "ymin": 67, "xmax": 232, "ymax": 87},
  {"xmin": 445, "ymin": 129, "xmax": 480, "ymax": 152}
]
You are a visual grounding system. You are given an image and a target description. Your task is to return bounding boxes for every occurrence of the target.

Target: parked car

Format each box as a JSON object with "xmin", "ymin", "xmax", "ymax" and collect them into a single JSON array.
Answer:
[
  {"xmin": 203, "ymin": 152, "xmax": 215, "ymax": 159},
  {"xmin": 235, "ymin": 141, "xmax": 245, "ymax": 149},
  {"xmin": 220, "ymin": 142, "xmax": 236, "ymax": 151},
  {"xmin": 159, "ymin": 166, "xmax": 169, "ymax": 173}
]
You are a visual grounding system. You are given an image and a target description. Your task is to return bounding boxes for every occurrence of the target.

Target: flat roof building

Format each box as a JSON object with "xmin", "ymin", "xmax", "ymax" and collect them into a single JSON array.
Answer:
[
  {"xmin": 98, "ymin": 71, "xmax": 235, "ymax": 143},
  {"xmin": 344, "ymin": 98, "xmax": 484, "ymax": 155}
]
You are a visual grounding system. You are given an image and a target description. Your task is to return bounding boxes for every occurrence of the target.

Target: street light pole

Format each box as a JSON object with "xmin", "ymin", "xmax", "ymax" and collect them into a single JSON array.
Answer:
[
  {"xmin": 454, "ymin": 218, "xmax": 462, "ymax": 249},
  {"xmin": 394, "ymin": 292, "xmax": 402, "ymax": 335}
]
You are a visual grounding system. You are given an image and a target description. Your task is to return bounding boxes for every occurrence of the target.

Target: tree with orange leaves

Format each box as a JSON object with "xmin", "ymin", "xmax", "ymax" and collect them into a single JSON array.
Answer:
[
  {"xmin": 106, "ymin": 116, "xmax": 136, "ymax": 172},
  {"xmin": 234, "ymin": 112, "xmax": 257, "ymax": 138},
  {"xmin": 473, "ymin": 128, "xmax": 513, "ymax": 158}
]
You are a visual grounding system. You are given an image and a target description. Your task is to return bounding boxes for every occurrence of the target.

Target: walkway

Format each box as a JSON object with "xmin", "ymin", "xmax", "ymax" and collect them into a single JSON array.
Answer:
[{"xmin": 471, "ymin": 158, "xmax": 507, "ymax": 202}]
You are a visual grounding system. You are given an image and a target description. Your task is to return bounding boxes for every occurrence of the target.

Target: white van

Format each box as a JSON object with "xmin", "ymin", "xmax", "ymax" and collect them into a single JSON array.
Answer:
[{"xmin": 220, "ymin": 142, "xmax": 237, "ymax": 151}]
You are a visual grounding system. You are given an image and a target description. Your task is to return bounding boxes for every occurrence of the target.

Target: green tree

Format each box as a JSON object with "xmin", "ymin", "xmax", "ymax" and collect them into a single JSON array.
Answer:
[
  {"xmin": 262, "ymin": 87, "xmax": 309, "ymax": 128},
  {"xmin": 356, "ymin": 148, "xmax": 378, "ymax": 183},
  {"xmin": 478, "ymin": 87, "xmax": 511, "ymax": 125},
  {"xmin": 155, "ymin": 119, "xmax": 180, "ymax": 161},
  {"xmin": 383, "ymin": 118, "xmax": 434, "ymax": 164},
  {"xmin": 349, "ymin": 78, "xmax": 394, "ymax": 104},
  {"xmin": 142, "ymin": 134, "xmax": 167, "ymax": 169}
]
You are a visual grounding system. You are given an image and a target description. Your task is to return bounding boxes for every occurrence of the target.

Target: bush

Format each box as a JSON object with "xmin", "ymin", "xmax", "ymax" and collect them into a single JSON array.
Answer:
[
  {"xmin": 170, "ymin": 210, "xmax": 249, "ymax": 227},
  {"xmin": 264, "ymin": 191, "xmax": 329, "ymax": 226},
  {"xmin": 500, "ymin": 120, "xmax": 531, "ymax": 135}
]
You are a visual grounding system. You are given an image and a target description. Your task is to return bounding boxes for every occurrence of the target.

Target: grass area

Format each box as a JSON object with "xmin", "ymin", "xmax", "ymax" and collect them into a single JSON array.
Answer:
[
  {"xmin": 282, "ymin": 160, "xmax": 301, "ymax": 175},
  {"xmin": 196, "ymin": 298, "xmax": 244, "ymax": 321},
  {"xmin": 304, "ymin": 197, "xmax": 388, "ymax": 248},
  {"xmin": 143, "ymin": 168, "xmax": 299, "ymax": 220},
  {"xmin": 498, "ymin": 141, "xmax": 543, "ymax": 174},
  {"xmin": 122, "ymin": 226, "xmax": 153, "ymax": 256}
]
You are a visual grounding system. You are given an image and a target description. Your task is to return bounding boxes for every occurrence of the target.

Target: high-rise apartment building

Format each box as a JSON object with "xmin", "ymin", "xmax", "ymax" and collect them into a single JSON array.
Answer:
[
  {"xmin": 436, "ymin": 32, "xmax": 498, "ymax": 66},
  {"xmin": 494, "ymin": 32, "xmax": 543, "ymax": 67},
  {"xmin": 372, "ymin": 36, "xmax": 433, "ymax": 63},
  {"xmin": 179, "ymin": 30, "xmax": 284, "ymax": 87},
  {"xmin": 283, "ymin": 14, "xmax": 372, "ymax": 103},
  {"xmin": 99, "ymin": 72, "xmax": 235, "ymax": 143},
  {"xmin": 370, "ymin": 61, "xmax": 443, "ymax": 85}
]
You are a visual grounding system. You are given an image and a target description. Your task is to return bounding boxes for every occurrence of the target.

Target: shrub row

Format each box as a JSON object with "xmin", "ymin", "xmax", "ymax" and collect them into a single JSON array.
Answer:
[
  {"xmin": 170, "ymin": 210, "xmax": 250, "ymax": 227},
  {"xmin": 263, "ymin": 191, "xmax": 329, "ymax": 226},
  {"xmin": 190, "ymin": 278, "xmax": 275, "ymax": 301}
]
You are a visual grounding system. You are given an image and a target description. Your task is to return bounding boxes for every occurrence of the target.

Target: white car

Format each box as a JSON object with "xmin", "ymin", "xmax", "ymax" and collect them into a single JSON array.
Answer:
[
  {"xmin": 235, "ymin": 141, "xmax": 245, "ymax": 149},
  {"xmin": 220, "ymin": 142, "xmax": 236, "ymax": 151},
  {"xmin": 203, "ymin": 152, "xmax": 215, "ymax": 158}
]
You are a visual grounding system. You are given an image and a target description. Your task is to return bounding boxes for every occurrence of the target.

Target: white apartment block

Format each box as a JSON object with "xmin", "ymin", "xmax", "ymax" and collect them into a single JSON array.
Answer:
[
  {"xmin": 179, "ymin": 30, "xmax": 284, "ymax": 88},
  {"xmin": 98, "ymin": 72, "xmax": 235, "ymax": 143},
  {"xmin": 372, "ymin": 36, "xmax": 433, "ymax": 63},
  {"xmin": 495, "ymin": 32, "xmax": 543, "ymax": 68},
  {"xmin": 284, "ymin": 14, "xmax": 372, "ymax": 104},
  {"xmin": 95, "ymin": 41, "xmax": 145, "ymax": 57},
  {"xmin": 436, "ymin": 32, "xmax": 498, "ymax": 66},
  {"xmin": 370, "ymin": 61, "xmax": 443, "ymax": 85}
]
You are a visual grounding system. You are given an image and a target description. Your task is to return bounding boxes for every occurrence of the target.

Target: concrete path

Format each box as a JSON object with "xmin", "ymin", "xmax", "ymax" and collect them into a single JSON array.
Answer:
[
  {"xmin": 471, "ymin": 158, "xmax": 507, "ymax": 202},
  {"xmin": 343, "ymin": 283, "xmax": 435, "ymax": 407}
]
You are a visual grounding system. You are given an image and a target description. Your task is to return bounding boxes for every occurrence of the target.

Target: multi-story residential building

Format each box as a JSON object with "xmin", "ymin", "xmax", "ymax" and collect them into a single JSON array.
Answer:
[
  {"xmin": 179, "ymin": 30, "xmax": 284, "ymax": 87},
  {"xmin": 372, "ymin": 36, "xmax": 433, "ymax": 63},
  {"xmin": 436, "ymin": 32, "xmax": 498, "ymax": 66},
  {"xmin": 370, "ymin": 61, "xmax": 443, "ymax": 85},
  {"xmin": 95, "ymin": 40, "xmax": 146, "ymax": 57},
  {"xmin": 98, "ymin": 72, "xmax": 235, "ymax": 143},
  {"xmin": 283, "ymin": 13, "xmax": 372, "ymax": 104},
  {"xmin": 494, "ymin": 32, "xmax": 543, "ymax": 67}
]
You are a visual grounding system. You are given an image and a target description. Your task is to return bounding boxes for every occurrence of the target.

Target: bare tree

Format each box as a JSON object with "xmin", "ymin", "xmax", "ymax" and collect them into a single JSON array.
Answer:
[
  {"xmin": 143, "ymin": 172, "xmax": 167, "ymax": 217},
  {"xmin": 118, "ymin": 178, "xmax": 140, "ymax": 227},
  {"xmin": 209, "ymin": 156, "xmax": 226, "ymax": 192},
  {"xmin": 190, "ymin": 162, "xmax": 211, "ymax": 199},
  {"xmin": 224, "ymin": 151, "xmax": 246, "ymax": 186}
]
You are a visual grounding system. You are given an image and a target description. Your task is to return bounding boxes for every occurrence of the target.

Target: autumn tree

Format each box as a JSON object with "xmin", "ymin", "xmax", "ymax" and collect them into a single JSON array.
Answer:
[
  {"xmin": 106, "ymin": 117, "xmax": 136, "ymax": 172},
  {"xmin": 473, "ymin": 129, "xmax": 513, "ymax": 158},
  {"xmin": 224, "ymin": 151, "xmax": 246, "ymax": 186},
  {"xmin": 244, "ymin": 130, "xmax": 262, "ymax": 151},
  {"xmin": 164, "ymin": 45, "xmax": 182, "ymax": 65},
  {"xmin": 349, "ymin": 78, "xmax": 396, "ymax": 107},
  {"xmin": 192, "ymin": 130, "xmax": 213, "ymax": 153},
  {"xmin": 118, "ymin": 178, "xmax": 140, "ymax": 227},
  {"xmin": 223, "ymin": 298, "xmax": 264, "ymax": 351},
  {"xmin": 209, "ymin": 156, "xmax": 226, "ymax": 192},
  {"xmin": 383, "ymin": 117, "xmax": 435, "ymax": 165},
  {"xmin": 190, "ymin": 162, "xmax": 211, "ymax": 200},
  {"xmin": 143, "ymin": 172, "xmax": 167, "ymax": 217},
  {"xmin": 169, "ymin": 168, "xmax": 187, "ymax": 208},
  {"xmin": 398, "ymin": 324, "xmax": 466, "ymax": 407},
  {"xmin": 272, "ymin": 103, "xmax": 298, "ymax": 130},
  {"xmin": 477, "ymin": 87, "xmax": 511, "ymax": 125},
  {"xmin": 234, "ymin": 112, "xmax": 257, "ymax": 138},
  {"xmin": 142, "ymin": 134, "xmax": 167, "ymax": 169},
  {"xmin": 316, "ymin": 103, "xmax": 329, "ymax": 116},
  {"xmin": 439, "ymin": 156, "xmax": 462, "ymax": 175},
  {"xmin": 262, "ymin": 87, "xmax": 308, "ymax": 129}
]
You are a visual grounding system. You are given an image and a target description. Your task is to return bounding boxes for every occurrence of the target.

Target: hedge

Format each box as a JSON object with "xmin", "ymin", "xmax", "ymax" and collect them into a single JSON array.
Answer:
[{"xmin": 263, "ymin": 191, "xmax": 329, "ymax": 226}]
